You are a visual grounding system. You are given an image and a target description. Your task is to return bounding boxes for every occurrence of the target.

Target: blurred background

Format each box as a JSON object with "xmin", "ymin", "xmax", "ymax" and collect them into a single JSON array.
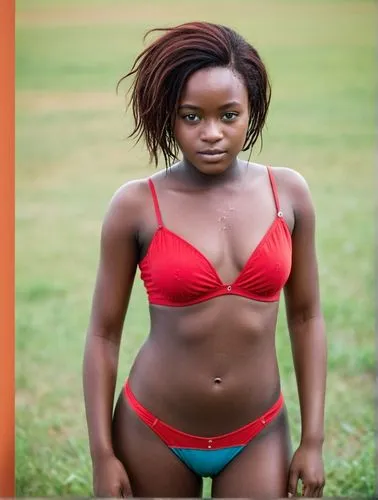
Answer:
[{"xmin": 15, "ymin": 0, "xmax": 375, "ymax": 496}]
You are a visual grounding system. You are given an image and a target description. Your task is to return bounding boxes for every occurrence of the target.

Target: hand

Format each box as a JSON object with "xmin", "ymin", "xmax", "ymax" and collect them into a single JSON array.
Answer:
[
  {"xmin": 92, "ymin": 453, "xmax": 133, "ymax": 498},
  {"xmin": 287, "ymin": 443, "xmax": 325, "ymax": 497}
]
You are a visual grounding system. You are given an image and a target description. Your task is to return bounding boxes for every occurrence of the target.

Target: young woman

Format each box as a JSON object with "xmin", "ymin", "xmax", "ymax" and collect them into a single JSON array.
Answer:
[{"xmin": 83, "ymin": 21, "xmax": 327, "ymax": 498}]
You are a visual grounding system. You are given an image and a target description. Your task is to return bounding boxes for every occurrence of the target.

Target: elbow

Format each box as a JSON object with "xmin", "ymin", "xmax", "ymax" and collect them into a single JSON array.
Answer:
[
  {"xmin": 86, "ymin": 313, "xmax": 124, "ymax": 346},
  {"xmin": 286, "ymin": 302, "xmax": 324, "ymax": 331}
]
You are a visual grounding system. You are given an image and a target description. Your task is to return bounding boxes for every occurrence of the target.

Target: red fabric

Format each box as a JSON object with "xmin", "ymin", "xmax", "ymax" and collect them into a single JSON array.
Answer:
[
  {"xmin": 139, "ymin": 167, "xmax": 292, "ymax": 306},
  {"xmin": 124, "ymin": 381, "xmax": 284, "ymax": 449}
]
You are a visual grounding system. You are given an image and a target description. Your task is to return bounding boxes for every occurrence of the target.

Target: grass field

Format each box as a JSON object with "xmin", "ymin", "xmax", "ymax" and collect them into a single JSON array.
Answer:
[{"xmin": 15, "ymin": 0, "xmax": 376, "ymax": 497}]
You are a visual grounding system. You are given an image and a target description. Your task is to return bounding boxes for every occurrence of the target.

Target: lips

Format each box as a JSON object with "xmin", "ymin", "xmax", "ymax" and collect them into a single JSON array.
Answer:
[
  {"xmin": 198, "ymin": 149, "xmax": 226, "ymax": 155},
  {"xmin": 197, "ymin": 150, "xmax": 228, "ymax": 163}
]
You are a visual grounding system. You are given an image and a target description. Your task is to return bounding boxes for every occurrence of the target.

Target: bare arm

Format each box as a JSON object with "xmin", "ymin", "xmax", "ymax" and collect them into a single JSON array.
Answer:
[
  {"xmin": 83, "ymin": 181, "xmax": 141, "ymax": 463},
  {"xmin": 282, "ymin": 170, "xmax": 327, "ymax": 497}
]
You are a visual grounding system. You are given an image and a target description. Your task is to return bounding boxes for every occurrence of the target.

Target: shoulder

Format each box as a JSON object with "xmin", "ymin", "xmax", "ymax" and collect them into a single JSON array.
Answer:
[
  {"xmin": 102, "ymin": 177, "xmax": 152, "ymax": 234},
  {"xmin": 248, "ymin": 162, "xmax": 309, "ymax": 194},
  {"xmin": 269, "ymin": 166, "xmax": 314, "ymax": 217},
  {"xmin": 269, "ymin": 166, "xmax": 310, "ymax": 197},
  {"xmin": 108, "ymin": 177, "xmax": 151, "ymax": 211}
]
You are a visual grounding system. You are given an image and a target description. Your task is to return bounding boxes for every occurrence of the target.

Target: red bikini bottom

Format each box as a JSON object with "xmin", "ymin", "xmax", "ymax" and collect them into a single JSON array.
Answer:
[{"xmin": 124, "ymin": 381, "xmax": 284, "ymax": 478}]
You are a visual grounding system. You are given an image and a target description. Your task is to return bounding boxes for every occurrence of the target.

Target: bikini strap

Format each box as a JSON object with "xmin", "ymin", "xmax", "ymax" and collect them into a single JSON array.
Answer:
[
  {"xmin": 267, "ymin": 166, "xmax": 283, "ymax": 217},
  {"xmin": 148, "ymin": 178, "xmax": 163, "ymax": 227}
]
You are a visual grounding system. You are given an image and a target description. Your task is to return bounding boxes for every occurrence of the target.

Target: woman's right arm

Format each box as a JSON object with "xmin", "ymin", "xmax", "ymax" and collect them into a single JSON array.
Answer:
[{"xmin": 82, "ymin": 182, "xmax": 141, "ymax": 496}]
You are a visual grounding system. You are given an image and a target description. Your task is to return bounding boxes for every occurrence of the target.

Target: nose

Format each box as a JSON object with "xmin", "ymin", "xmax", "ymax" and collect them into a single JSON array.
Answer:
[{"xmin": 200, "ymin": 119, "xmax": 223, "ymax": 143}]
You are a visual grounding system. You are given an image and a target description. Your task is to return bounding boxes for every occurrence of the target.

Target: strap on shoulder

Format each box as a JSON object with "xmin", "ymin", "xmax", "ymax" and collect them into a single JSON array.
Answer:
[
  {"xmin": 267, "ymin": 166, "xmax": 281, "ymax": 215},
  {"xmin": 148, "ymin": 179, "xmax": 163, "ymax": 227}
]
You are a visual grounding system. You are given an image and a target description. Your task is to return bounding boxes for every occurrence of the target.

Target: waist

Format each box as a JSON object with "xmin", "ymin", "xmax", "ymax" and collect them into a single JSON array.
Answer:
[
  {"xmin": 127, "ymin": 356, "xmax": 282, "ymax": 435},
  {"xmin": 124, "ymin": 378, "xmax": 285, "ymax": 444}
]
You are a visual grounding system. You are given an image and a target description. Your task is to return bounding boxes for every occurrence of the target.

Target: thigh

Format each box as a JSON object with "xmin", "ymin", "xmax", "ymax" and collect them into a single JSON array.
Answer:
[
  {"xmin": 211, "ymin": 408, "xmax": 292, "ymax": 499},
  {"xmin": 112, "ymin": 391, "xmax": 202, "ymax": 498}
]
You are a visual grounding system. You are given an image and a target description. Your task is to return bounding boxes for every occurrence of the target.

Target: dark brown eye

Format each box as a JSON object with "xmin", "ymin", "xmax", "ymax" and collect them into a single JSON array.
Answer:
[
  {"xmin": 183, "ymin": 113, "xmax": 200, "ymax": 122},
  {"xmin": 222, "ymin": 112, "xmax": 238, "ymax": 121}
]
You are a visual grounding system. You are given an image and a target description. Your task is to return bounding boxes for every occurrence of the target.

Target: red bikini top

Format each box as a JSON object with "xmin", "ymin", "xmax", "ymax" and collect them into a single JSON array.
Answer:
[{"xmin": 139, "ymin": 167, "xmax": 292, "ymax": 307}]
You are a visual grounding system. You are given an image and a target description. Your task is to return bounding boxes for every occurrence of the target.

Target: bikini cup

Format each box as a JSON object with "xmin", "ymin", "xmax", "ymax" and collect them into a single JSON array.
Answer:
[{"xmin": 139, "ymin": 167, "xmax": 292, "ymax": 307}]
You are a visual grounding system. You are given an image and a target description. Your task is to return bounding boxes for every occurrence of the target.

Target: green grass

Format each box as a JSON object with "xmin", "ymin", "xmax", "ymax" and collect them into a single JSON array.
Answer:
[{"xmin": 16, "ymin": 0, "xmax": 375, "ymax": 497}]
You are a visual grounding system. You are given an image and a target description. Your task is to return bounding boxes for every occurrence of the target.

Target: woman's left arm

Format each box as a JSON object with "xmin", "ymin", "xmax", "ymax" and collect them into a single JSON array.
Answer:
[{"xmin": 283, "ymin": 170, "xmax": 327, "ymax": 498}]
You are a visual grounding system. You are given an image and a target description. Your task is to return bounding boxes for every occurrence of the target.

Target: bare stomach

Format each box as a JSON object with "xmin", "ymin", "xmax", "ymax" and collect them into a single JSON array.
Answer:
[{"xmin": 125, "ymin": 296, "xmax": 283, "ymax": 436}]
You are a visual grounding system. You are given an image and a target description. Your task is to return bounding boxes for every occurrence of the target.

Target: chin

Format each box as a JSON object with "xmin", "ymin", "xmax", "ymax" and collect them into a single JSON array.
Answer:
[
  {"xmin": 187, "ymin": 156, "xmax": 235, "ymax": 176},
  {"xmin": 196, "ymin": 164, "xmax": 230, "ymax": 175}
]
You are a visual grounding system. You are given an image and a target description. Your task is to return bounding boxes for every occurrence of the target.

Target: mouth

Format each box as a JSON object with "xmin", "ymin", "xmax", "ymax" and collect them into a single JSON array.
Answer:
[
  {"xmin": 199, "ymin": 149, "xmax": 226, "ymax": 155},
  {"xmin": 197, "ymin": 150, "xmax": 227, "ymax": 162}
]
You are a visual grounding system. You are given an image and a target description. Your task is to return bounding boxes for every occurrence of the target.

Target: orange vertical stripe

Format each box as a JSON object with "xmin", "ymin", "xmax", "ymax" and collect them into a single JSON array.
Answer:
[{"xmin": 0, "ymin": 0, "xmax": 15, "ymax": 496}]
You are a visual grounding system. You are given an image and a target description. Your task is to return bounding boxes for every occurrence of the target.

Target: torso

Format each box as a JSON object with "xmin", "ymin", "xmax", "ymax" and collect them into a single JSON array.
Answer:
[{"xmin": 126, "ymin": 161, "xmax": 295, "ymax": 435}]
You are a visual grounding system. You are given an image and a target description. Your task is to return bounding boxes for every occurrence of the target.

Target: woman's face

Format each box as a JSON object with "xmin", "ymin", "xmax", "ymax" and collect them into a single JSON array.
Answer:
[{"xmin": 174, "ymin": 66, "xmax": 250, "ymax": 175}]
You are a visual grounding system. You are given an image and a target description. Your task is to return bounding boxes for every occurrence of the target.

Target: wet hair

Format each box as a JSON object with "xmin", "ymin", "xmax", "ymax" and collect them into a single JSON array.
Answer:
[{"xmin": 117, "ymin": 21, "xmax": 271, "ymax": 168}]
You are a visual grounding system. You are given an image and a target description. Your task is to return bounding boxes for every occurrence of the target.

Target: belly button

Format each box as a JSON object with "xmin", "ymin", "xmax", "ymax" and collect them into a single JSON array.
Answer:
[{"xmin": 214, "ymin": 377, "xmax": 222, "ymax": 384}]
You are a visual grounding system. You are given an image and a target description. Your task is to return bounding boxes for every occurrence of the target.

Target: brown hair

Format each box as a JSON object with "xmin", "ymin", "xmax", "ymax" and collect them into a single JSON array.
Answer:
[{"xmin": 118, "ymin": 21, "xmax": 271, "ymax": 168}]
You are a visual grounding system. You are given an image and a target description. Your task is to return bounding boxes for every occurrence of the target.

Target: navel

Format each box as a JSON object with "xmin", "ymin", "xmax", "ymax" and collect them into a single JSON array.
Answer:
[{"xmin": 213, "ymin": 377, "xmax": 222, "ymax": 385}]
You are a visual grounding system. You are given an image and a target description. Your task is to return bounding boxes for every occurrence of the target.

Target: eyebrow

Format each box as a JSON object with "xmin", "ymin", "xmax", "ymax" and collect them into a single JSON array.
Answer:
[{"xmin": 178, "ymin": 101, "xmax": 241, "ymax": 111}]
